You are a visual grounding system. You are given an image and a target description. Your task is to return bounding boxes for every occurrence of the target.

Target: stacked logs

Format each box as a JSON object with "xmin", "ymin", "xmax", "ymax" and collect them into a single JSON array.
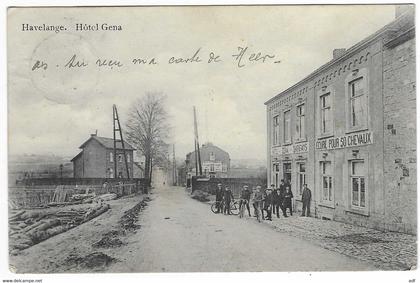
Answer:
[{"xmin": 9, "ymin": 202, "xmax": 110, "ymax": 255}]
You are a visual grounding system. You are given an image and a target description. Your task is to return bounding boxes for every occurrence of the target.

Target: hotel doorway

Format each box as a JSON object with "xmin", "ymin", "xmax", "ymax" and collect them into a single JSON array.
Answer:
[
  {"xmin": 273, "ymin": 163, "xmax": 280, "ymax": 188},
  {"xmin": 283, "ymin": 162, "xmax": 292, "ymax": 184}
]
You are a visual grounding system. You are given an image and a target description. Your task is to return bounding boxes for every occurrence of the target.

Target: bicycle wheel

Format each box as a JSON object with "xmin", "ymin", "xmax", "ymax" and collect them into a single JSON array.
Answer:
[
  {"xmin": 230, "ymin": 201, "xmax": 239, "ymax": 215},
  {"xmin": 211, "ymin": 202, "xmax": 219, "ymax": 214},
  {"xmin": 239, "ymin": 202, "xmax": 244, "ymax": 218}
]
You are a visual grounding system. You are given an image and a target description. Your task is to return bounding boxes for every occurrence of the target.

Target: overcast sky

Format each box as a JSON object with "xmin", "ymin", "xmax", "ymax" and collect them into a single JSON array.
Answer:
[{"xmin": 8, "ymin": 5, "xmax": 396, "ymax": 161}]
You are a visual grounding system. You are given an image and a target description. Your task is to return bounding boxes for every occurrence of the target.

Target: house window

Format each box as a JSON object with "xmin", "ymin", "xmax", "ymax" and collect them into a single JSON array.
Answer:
[
  {"xmin": 351, "ymin": 161, "xmax": 366, "ymax": 208},
  {"xmin": 118, "ymin": 154, "xmax": 122, "ymax": 163},
  {"xmin": 109, "ymin": 152, "xmax": 113, "ymax": 162},
  {"xmin": 283, "ymin": 110, "xmax": 291, "ymax": 143},
  {"xmin": 210, "ymin": 163, "xmax": 215, "ymax": 172},
  {"xmin": 108, "ymin": 168, "xmax": 114, "ymax": 178},
  {"xmin": 349, "ymin": 78, "xmax": 367, "ymax": 129},
  {"xmin": 273, "ymin": 115, "xmax": 280, "ymax": 145},
  {"xmin": 210, "ymin": 152, "xmax": 215, "ymax": 161},
  {"xmin": 321, "ymin": 161, "xmax": 333, "ymax": 202},
  {"xmin": 296, "ymin": 104, "xmax": 305, "ymax": 140},
  {"xmin": 126, "ymin": 153, "xmax": 130, "ymax": 162},
  {"xmin": 320, "ymin": 93, "xmax": 332, "ymax": 135},
  {"xmin": 297, "ymin": 163, "xmax": 306, "ymax": 195}
]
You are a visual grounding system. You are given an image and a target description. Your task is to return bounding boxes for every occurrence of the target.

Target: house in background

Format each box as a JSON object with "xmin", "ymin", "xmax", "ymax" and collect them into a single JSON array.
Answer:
[
  {"xmin": 71, "ymin": 133, "xmax": 135, "ymax": 178},
  {"xmin": 185, "ymin": 142, "xmax": 230, "ymax": 179},
  {"xmin": 133, "ymin": 161, "xmax": 145, "ymax": 178}
]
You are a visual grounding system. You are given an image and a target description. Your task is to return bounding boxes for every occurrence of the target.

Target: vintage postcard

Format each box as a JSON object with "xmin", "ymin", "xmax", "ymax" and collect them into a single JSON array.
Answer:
[{"xmin": 6, "ymin": 4, "xmax": 416, "ymax": 274}]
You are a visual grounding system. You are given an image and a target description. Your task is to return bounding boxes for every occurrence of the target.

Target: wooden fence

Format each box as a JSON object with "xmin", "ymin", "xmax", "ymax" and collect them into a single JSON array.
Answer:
[{"xmin": 9, "ymin": 178, "xmax": 149, "ymax": 209}]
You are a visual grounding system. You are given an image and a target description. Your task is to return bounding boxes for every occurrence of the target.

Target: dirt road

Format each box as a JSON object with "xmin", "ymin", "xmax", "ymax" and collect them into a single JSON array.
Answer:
[
  {"xmin": 10, "ymin": 184, "xmax": 377, "ymax": 273},
  {"xmin": 107, "ymin": 185, "xmax": 376, "ymax": 272}
]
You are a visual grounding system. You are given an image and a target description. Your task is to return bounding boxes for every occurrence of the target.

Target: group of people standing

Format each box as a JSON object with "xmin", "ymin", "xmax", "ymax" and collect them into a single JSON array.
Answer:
[
  {"xmin": 214, "ymin": 180, "xmax": 312, "ymax": 221},
  {"xmin": 247, "ymin": 179, "xmax": 295, "ymax": 221}
]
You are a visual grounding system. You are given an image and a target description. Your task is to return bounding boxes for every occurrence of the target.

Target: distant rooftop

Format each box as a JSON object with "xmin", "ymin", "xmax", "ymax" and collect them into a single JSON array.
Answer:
[{"xmin": 79, "ymin": 134, "xmax": 135, "ymax": 150}]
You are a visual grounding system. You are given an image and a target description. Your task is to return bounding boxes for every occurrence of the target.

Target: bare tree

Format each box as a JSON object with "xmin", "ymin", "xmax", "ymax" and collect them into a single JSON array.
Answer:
[{"xmin": 125, "ymin": 93, "xmax": 170, "ymax": 185}]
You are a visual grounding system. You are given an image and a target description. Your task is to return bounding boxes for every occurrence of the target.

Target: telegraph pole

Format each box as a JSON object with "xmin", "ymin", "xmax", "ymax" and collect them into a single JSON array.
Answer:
[
  {"xmin": 193, "ymin": 106, "xmax": 203, "ymax": 176},
  {"xmin": 113, "ymin": 105, "xmax": 130, "ymax": 179}
]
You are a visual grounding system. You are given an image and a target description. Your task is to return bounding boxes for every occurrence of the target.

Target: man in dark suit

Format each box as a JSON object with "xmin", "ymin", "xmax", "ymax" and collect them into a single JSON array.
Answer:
[
  {"xmin": 279, "ymin": 179, "xmax": 287, "ymax": 217},
  {"xmin": 215, "ymin": 183, "xmax": 224, "ymax": 213},
  {"xmin": 301, "ymin": 184, "xmax": 312, "ymax": 217},
  {"xmin": 223, "ymin": 187, "xmax": 234, "ymax": 215},
  {"xmin": 283, "ymin": 185, "xmax": 293, "ymax": 217},
  {"xmin": 272, "ymin": 188, "xmax": 282, "ymax": 218},
  {"xmin": 263, "ymin": 188, "xmax": 273, "ymax": 221}
]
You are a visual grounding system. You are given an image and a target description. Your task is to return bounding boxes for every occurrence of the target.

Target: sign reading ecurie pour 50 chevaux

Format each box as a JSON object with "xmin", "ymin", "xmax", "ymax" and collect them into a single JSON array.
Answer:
[{"xmin": 315, "ymin": 131, "xmax": 373, "ymax": 150}]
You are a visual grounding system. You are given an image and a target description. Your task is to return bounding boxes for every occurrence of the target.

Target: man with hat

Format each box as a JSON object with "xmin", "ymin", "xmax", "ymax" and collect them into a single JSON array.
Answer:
[
  {"xmin": 301, "ymin": 184, "xmax": 312, "ymax": 217},
  {"xmin": 279, "ymin": 179, "xmax": 287, "ymax": 217},
  {"xmin": 239, "ymin": 185, "xmax": 252, "ymax": 217},
  {"xmin": 215, "ymin": 183, "xmax": 224, "ymax": 213},
  {"xmin": 223, "ymin": 186, "xmax": 234, "ymax": 215},
  {"xmin": 252, "ymin": 186, "xmax": 264, "ymax": 222},
  {"xmin": 263, "ymin": 185, "xmax": 274, "ymax": 221}
]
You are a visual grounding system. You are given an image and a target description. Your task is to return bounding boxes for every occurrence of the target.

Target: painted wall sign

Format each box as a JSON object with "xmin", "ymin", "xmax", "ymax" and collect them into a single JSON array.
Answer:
[
  {"xmin": 271, "ymin": 142, "xmax": 309, "ymax": 156},
  {"xmin": 293, "ymin": 142, "xmax": 309, "ymax": 154},
  {"xmin": 315, "ymin": 131, "xmax": 373, "ymax": 150},
  {"xmin": 271, "ymin": 146, "xmax": 282, "ymax": 156}
]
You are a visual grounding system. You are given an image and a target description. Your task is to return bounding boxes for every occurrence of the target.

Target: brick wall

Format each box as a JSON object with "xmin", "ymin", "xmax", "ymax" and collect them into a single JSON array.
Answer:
[{"xmin": 383, "ymin": 30, "xmax": 416, "ymax": 234}]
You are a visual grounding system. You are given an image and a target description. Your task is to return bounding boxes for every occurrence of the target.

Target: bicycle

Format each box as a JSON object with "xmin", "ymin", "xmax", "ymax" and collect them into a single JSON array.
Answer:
[
  {"xmin": 252, "ymin": 201, "xmax": 262, "ymax": 222},
  {"xmin": 229, "ymin": 200, "xmax": 240, "ymax": 215},
  {"xmin": 211, "ymin": 200, "xmax": 239, "ymax": 215},
  {"xmin": 211, "ymin": 201, "xmax": 224, "ymax": 214},
  {"xmin": 239, "ymin": 199, "xmax": 249, "ymax": 218}
]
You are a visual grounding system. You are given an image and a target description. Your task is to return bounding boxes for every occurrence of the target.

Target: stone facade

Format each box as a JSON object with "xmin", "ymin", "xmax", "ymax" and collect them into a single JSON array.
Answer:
[
  {"xmin": 382, "ymin": 25, "xmax": 416, "ymax": 234},
  {"xmin": 265, "ymin": 7, "xmax": 415, "ymax": 234},
  {"xmin": 71, "ymin": 134, "xmax": 134, "ymax": 178}
]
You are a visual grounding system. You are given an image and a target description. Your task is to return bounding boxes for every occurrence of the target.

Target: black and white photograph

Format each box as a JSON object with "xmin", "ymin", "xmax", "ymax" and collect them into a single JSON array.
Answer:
[{"xmin": 3, "ymin": 3, "xmax": 417, "ymax": 277}]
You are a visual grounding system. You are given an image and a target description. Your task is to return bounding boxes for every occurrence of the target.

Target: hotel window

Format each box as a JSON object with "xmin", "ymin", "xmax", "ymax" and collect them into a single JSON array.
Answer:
[
  {"xmin": 351, "ymin": 161, "xmax": 366, "ymax": 208},
  {"xmin": 283, "ymin": 110, "xmax": 291, "ymax": 143},
  {"xmin": 349, "ymin": 78, "xmax": 367, "ymax": 129},
  {"xmin": 297, "ymin": 163, "xmax": 306, "ymax": 195},
  {"xmin": 320, "ymin": 93, "xmax": 332, "ymax": 135},
  {"xmin": 321, "ymin": 161, "xmax": 333, "ymax": 202},
  {"xmin": 210, "ymin": 152, "xmax": 215, "ymax": 161},
  {"xmin": 109, "ymin": 152, "xmax": 113, "ymax": 162},
  {"xmin": 296, "ymin": 104, "xmax": 306, "ymax": 140},
  {"xmin": 273, "ymin": 115, "xmax": 279, "ymax": 146}
]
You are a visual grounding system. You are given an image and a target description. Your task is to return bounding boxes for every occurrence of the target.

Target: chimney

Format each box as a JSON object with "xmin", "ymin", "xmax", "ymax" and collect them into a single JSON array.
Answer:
[{"xmin": 333, "ymin": 48, "xmax": 346, "ymax": 60}]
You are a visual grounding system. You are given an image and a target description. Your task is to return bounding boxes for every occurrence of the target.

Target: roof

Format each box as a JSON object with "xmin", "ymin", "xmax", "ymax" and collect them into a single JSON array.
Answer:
[
  {"xmin": 264, "ymin": 8, "xmax": 414, "ymax": 105},
  {"xmin": 70, "ymin": 151, "xmax": 83, "ymax": 162},
  {"xmin": 186, "ymin": 142, "xmax": 230, "ymax": 159},
  {"xmin": 79, "ymin": 135, "xmax": 135, "ymax": 150}
]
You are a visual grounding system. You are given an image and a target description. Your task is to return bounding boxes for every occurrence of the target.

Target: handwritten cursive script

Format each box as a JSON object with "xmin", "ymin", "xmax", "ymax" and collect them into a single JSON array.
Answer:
[{"xmin": 31, "ymin": 46, "xmax": 281, "ymax": 72}]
